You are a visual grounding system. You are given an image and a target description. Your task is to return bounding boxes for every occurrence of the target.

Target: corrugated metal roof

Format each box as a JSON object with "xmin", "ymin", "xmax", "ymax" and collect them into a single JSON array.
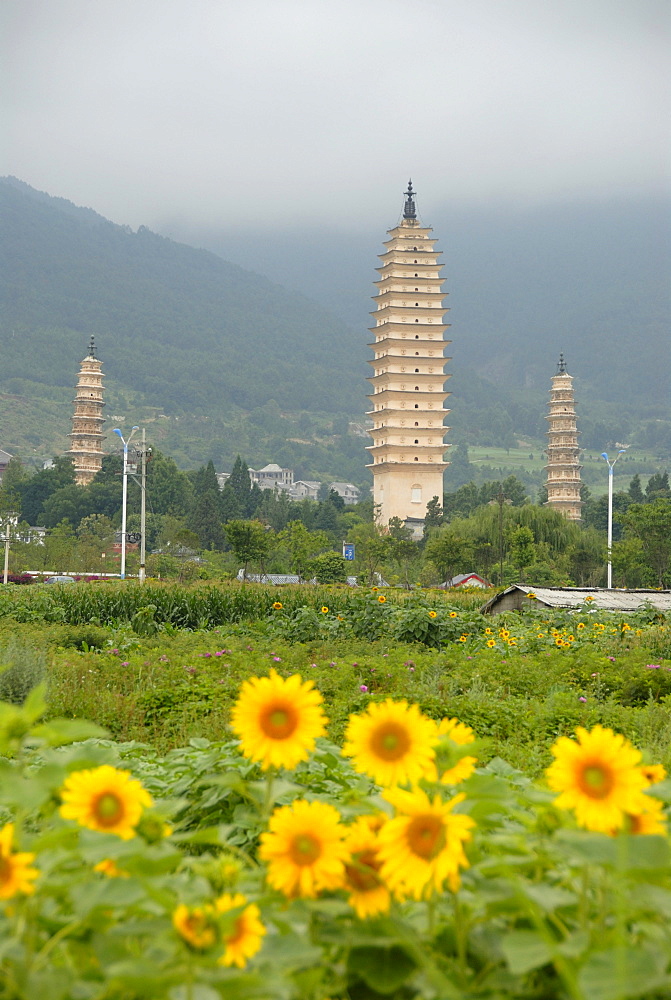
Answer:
[{"xmin": 482, "ymin": 585, "xmax": 671, "ymax": 614}]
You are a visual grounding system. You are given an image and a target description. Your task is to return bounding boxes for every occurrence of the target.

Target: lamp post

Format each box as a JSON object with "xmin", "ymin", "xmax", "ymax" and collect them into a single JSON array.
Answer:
[
  {"xmin": 114, "ymin": 427, "xmax": 139, "ymax": 580},
  {"xmin": 601, "ymin": 450, "xmax": 626, "ymax": 589},
  {"xmin": 488, "ymin": 489, "xmax": 512, "ymax": 587}
]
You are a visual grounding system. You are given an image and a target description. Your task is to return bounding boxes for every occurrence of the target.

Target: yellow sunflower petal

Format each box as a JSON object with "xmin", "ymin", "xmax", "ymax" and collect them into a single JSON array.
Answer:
[
  {"xmin": 59, "ymin": 766, "xmax": 152, "ymax": 840},
  {"xmin": 259, "ymin": 799, "xmax": 347, "ymax": 899},
  {"xmin": 342, "ymin": 698, "xmax": 438, "ymax": 787},
  {"xmin": 216, "ymin": 893, "xmax": 266, "ymax": 967},
  {"xmin": 230, "ymin": 669, "xmax": 327, "ymax": 771}
]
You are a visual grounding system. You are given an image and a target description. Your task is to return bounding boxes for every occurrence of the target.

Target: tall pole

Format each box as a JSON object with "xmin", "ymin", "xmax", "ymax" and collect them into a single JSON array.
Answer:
[
  {"xmin": 114, "ymin": 426, "xmax": 139, "ymax": 581},
  {"xmin": 601, "ymin": 450, "xmax": 626, "ymax": 589},
  {"xmin": 2, "ymin": 513, "xmax": 17, "ymax": 585},
  {"xmin": 139, "ymin": 428, "xmax": 147, "ymax": 584}
]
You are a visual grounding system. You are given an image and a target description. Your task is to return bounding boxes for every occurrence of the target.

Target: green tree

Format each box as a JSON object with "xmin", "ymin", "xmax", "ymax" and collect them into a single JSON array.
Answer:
[
  {"xmin": 43, "ymin": 520, "xmax": 77, "ymax": 574},
  {"xmin": 423, "ymin": 496, "xmax": 444, "ymax": 533},
  {"xmin": 619, "ymin": 499, "xmax": 671, "ymax": 587},
  {"xmin": 189, "ymin": 490, "xmax": 225, "ymax": 550},
  {"xmin": 424, "ymin": 528, "xmax": 473, "ymax": 587},
  {"xmin": 312, "ymin": 550, "xmax": 348, "ymax": 584},
  {"xmin": 221, "ymin": 456, "xmax": 255, "ymax": 521},
  {"xmin": 628, "ymin": 474, "xmax": 644, "ymax": 503},
  {"xmin": 224, "ymin": 520, "xmax": 271, "ymax": 580},
  {"xmin": 276, "ymin": 521, "xmax": 330, "ymax": 582},
  {"xmin": 146, "ymin": 451, "xmax": 194, "ymax": 517},
  {"xmin": 17, "ymin": 456, "xmax": 75, "ymax": 525},
  {"xmin": 349, "ymin": 522, "xmax": 390, "ymax": 586},
  {"xmin": 508, "ymin": 525, "xmax": 536, "ymax": 582},
  {"xmin": 645, "ymin": 472, "xmax": 670, "ymax": 501}
]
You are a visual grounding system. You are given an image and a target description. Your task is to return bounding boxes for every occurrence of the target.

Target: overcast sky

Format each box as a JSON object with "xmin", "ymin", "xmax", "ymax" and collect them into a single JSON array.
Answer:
[{"xmin": 2, "ymin": 0, "xmax": 670, "ymax": 232}]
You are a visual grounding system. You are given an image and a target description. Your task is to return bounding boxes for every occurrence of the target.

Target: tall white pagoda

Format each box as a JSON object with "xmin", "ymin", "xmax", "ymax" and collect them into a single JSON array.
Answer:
[
  {"xmin": 68, "ymin": 337, "xmax": 105, "ymax": 485},
  {"xmin": 366, "ymin": 182, "xmax": 450, "ymax": 531},
  {"xmin": 544, "ymin": 354, "xmax": 582, "ymax": 520}
]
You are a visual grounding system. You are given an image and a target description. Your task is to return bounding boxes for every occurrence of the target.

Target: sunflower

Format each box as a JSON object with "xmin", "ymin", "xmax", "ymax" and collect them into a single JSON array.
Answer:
[
  {"xmin": 378, "ymin": 787, "xmax": 474, "ymax": 899},
  {"xmin": 0, "ymin": 823, "xmax": 39, "ymax": 899},
  {"xmin": 428, "ymin": 610, "xmax": 437, "ymax": 619},
  {"xmin": 377, "ymin": 595, "xmax": 386, "ymax": 604},
  {"xmin": 343, "ymin": 698, "xmax": 438, "ymax": 787},
  {"xmin": 617, "ymin": 797, "xmax": 667, "ymax": 836},
  {"xmin": 499, "ymin": 629, "xmax": 510, "ymax": 639},
  {"xmin": 526, "ymin": 592, "xmax": 537, "ymax": 600},
  {"xmin": 484, "ymin": 628, "xmax": 492, "ymax": 635},
  {"xmin": 216, "ymin": 893, "xmax": 266, "ymax": 967},
  {"xmin": 439, "ymin": 757, "xmax": 477, "ymax": 785},
  {"xmin": 260, "ymin": 799, "xmax": 347, "ymax": 898},
  {"xmin": 59, "ymin": 765, "xmax": 152, "ymax": 840},
  {"xmin": 321, "ymin": 606, "xmax": 329, "ymax": 614},
  {"xmin": 272, "ymin": 602, "xmax": 283, "ymax": 610},
  {"xmin": 426, "ymin": 718, "xmax": 477, "ymax": 786},
  {"xmin": 230, "ymin": 669, "xmax": 327, "ymax": 771},
  {"xmin": 173, "ymin": 904, "xmax": 218, "ymax": 950},
  {"xmin": 577, "ymin": 622, "xmax": 585, "ymax": 629},
  {"xmin": 437, "ymin": 718, "xmax": 475, "ymax": 745},
  {"xmin": 342, "ymin": 817, "xmax": 391, "ymax": 919},
  {"xmin": 93, "ymin": 858, "xmax": 129, "ymax": 878},
  {"xmin": 457, "ymin": 634, "xmax": 468, "ymax": 643},
  {"xmin": 640, "ymin": 764, "xmax": 666, "ymax": 786},
  {"xmin": 546, "ymin": 725, "xmax": 648, "ymax": 832},
  {"xmin": 449, "ymin": 611, "xmax": 458, "ymax": 618},
  {"xmin": 486, "ymin": 639, "xmax": 496, "ymax": 648}
]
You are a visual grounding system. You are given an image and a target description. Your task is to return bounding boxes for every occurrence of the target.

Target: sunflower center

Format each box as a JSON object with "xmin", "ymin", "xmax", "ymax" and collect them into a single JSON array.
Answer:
[
  {"xmin": 345, "ymin": 849, "xmax": 382, "ymax": 893},
  {"xmin": 260, "ymin": 702, "xmax": 298, "ymax": 740},
  {"xmin": 93, "ymin": 792, "xmax": 125, "ymax": 826},
  {"xmin": 371, "ymin": 723, "xmax": 411, "ymax": 761},
  {"xmin": 0, "ymin": 856, "xmax": 9, "ymax": 884},
  {"xmin": 406, "ymin": 815, "xmax": 446, "ymax": 860},
  {"xmin": 226, "ymin": 914, "xmax": 245, "ymax": 946},
  {"xmin": 186, "ymin": 913, "xmax": 216, "ymax": 948},
  {"xmin": 289, "ymin": 833, "xmax": 322, "ymax": 866},
  {"xmin": 578, "ymin": 763, "xmax": 615, "ymax": 800}
]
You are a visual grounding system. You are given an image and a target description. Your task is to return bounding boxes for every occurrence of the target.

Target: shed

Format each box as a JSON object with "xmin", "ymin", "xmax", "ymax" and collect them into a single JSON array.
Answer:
[{"xmin": 481, "ymin": 585, "xmax": 671, "ymax": 616}]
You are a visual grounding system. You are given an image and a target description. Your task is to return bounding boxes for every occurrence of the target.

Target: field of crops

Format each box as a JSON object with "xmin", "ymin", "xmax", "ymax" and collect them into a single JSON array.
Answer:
[{"xmin": 1, "ymin": 581, "xmax": 670, "ymax": 999}]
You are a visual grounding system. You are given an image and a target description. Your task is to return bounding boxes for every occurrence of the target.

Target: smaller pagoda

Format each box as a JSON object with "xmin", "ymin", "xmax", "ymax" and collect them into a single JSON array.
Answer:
[
  {"xmin": 544, "ymin": 354, "xmax": 582, "ymax": 520},
  {"xmin": 69, "ymin": 337, "xmax": 105, "ymax": 485}
]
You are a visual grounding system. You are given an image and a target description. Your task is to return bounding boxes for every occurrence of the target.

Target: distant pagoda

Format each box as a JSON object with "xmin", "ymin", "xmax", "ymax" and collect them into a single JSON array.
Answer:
[
  {"xmin": 366, "ymin": 181, "xmax": 450, "ymax": 531},
  {"xmin": 69, "ymin": 337, "xmax": 105, "ymax": 485},
  {"xmin": 544, "ymin": 354, "xmax": 582, "ymax": 520}
]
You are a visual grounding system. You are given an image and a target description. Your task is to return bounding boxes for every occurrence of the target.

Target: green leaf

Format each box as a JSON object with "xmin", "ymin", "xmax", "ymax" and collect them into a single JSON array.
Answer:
[
  {"xmin": 22, "ymin": 682, "xmax": 48, "ymax": 722},
  {"xmin": 501, "ymin": 930, "xmax": 552, "ymax": 975},
  {"xmin": 31, "ymin": 718, "xmax": 109, "ymax": 745},
  {"xmin": 578, "ymin": 948, "xmax": 670, "ymax": 1000},
  {"xmin": 521, "ymin": 883, "xmax": 578, "ymax": 911},
  {"xmin": 347, "ymin": 945, "xmax": 417, "ymax": 994}
]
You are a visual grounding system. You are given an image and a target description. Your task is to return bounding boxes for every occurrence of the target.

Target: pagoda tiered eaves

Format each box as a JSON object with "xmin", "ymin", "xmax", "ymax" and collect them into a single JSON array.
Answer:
[{"xmin": 367, "ymin": 184, "xmax": 450, "ymax": 527}]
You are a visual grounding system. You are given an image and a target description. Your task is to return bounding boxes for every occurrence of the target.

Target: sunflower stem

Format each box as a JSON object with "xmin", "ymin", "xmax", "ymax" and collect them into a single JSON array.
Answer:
[
  {"xmin": 263, "ymin": 770, "xmax": 275, "ymax": 819},
  {"xmin": 426, "ymin": 896, "xmax": 436, "ymax": 937}
]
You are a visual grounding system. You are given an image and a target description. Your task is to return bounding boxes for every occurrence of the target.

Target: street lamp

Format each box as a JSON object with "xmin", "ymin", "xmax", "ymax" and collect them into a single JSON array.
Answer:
[
  {"xmin": 488, "ymin": 489, "xmax": 512, "ymax": 587},
  {"xmin": 601, "ymin": 450, "xmax": 626, "ymax": 589},
  {"xmin": 114, "ymin": 427, "xmax": 139, "ymax": 580}
]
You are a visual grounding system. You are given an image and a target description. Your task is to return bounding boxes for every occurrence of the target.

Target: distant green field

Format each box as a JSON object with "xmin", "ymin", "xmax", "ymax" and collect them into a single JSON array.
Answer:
[{"xmin": 465, "ymin": 444, "xmax": 664, "ymax": 495}]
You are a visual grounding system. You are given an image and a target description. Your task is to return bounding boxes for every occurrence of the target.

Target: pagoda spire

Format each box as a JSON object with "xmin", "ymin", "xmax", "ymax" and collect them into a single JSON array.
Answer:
[{"xmin": 403, "ymin": 179, "xmax": 417, "ymax": 220}]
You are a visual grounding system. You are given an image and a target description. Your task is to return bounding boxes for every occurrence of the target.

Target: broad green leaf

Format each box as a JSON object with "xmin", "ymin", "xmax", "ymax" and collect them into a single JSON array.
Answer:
[
  {"xmin": 578, "ymin": 948, "xmax": 670, "ymax": 1000},
  {"xmin": 501, "ymin": 929, "xmax": 552, "ymax": 975},
  {"xmin": 31, "ymin": 718, "xmax": 109, "ymax": 745},
  {"xmin": 347, "ymin": 945, "xmax": 418, "ymax": 994},
  {"xmin": 522, "ymin": 882, "xmax": 578, "ymax": 911}
]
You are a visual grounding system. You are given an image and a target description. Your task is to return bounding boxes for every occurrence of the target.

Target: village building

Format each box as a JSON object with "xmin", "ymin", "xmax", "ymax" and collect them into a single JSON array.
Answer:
[
  {"xmin": 0, "ymin": 449, "xmax": 12, "ymax": 483},
  {"xmin": 545, "ymin": 355, "xmax": 582, "ymax": 520},
  {"xmin": 367, "ymin": 181, "xmax": 450, "ymax": 534},
  {"xmin": 482, "ymin": 585, "xmax": 671, "ymax": 615},
  {"xmin": 68, "ymin": 337, "xmax": 105, "ymax": 485},
  {"xmin": 329, "ymin": 482, "xmax": 360, "ymax": 504}
]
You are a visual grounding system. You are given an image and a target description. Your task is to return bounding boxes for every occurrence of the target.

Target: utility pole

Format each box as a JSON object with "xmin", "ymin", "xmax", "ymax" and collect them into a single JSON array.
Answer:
[
  {"xmin": 2, "ymin": 512, "xmax": 18, "ymax": 585},
  {"xmin": 114, "ymin": 426, "xmax": 139, "ymax": 580},
  {"xmin": 601, "ymin": 450, "xmax": 626, "ymax": 588},
  {"xmin": 137, "ymin": 430, "xmax": 151, "ymax": 584}
]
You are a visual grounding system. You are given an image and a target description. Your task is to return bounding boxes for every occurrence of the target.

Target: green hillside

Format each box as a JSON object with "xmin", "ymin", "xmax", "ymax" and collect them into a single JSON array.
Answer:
[{"xmin": 0, "ymin": 177, "xmax": 372, "ymax": 479}]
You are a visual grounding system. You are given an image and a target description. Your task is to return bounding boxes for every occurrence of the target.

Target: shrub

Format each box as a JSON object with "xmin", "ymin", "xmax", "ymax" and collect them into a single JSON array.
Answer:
[{"xmin": 0, "ymin": 638, "xmax": 46, "ymax": 704}]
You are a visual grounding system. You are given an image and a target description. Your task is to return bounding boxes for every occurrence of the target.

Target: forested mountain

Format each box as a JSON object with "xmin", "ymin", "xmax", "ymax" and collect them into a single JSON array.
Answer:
[
  {"xmin": 1, "ymin": 177, "xmax": 669, "ymax": 487},
  {"xmin": 0, "ymin": 177, "xmax": 369, "ymax": 480}
]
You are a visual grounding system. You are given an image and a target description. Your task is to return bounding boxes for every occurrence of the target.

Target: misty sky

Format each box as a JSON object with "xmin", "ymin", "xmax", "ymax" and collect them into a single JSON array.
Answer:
[{"xmin": 2, "ymin": 0, "xmax": 670, "ymax": 233}]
